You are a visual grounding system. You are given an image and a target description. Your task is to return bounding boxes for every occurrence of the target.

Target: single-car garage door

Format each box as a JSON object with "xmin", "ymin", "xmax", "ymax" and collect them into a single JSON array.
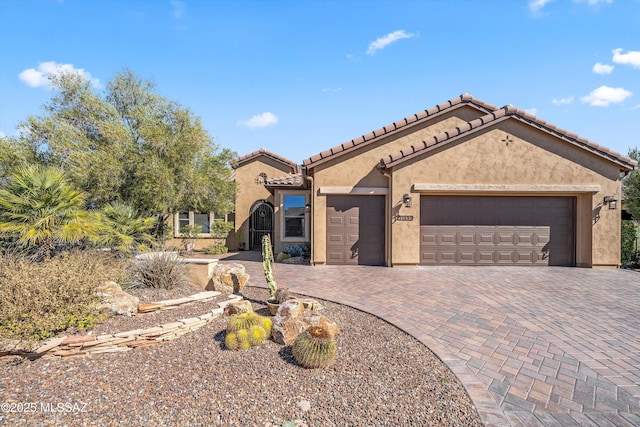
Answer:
[
  {"xmin": 326, "ymin": 195, "xmax": 385, "ymax": 265},
  {"xmin": 420, "ymin": 196, "xmax": 575, "ymax": 266}
]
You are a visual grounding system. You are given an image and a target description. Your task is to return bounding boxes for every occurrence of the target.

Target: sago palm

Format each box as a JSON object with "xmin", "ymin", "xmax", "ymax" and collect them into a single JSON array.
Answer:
[
  {"xmin": 0, "ymin": 165, "xmax": 93, "ymax": 256},
  {"xmin": 93, "ymin": 201, "xmax": 156, "ymax": 254}
]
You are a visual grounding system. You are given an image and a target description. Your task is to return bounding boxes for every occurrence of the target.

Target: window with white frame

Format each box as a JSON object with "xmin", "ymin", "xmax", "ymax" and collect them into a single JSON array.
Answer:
[
  {"xmin": 174, "ymin": 211, "xmax": 229, "ymax": 236},
  {"xmin": 282, "ymin": 194, "xmax": 307, "ymax": 239}
]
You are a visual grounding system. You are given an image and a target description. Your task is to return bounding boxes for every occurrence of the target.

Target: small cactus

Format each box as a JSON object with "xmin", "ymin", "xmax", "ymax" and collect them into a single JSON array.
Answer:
[
  {"xmin": 249, "ymin": 325, "xmax": 268, "ymax": 346},
  {"xmin": 274, "ymin": 287, "xmax": 289, "ymax": 304},
  {"xmin": 225, "ymin": 332, "xmax": 239, "ymax": 350},
  {"xmin": 259, "ymin": 316, "xmax": 273, "ymax": 335},
  {"xmin": 239, "ymin": 339, "xmax": 251, "ymax": 351},
  {"xmin": 292, "ymin": 326, "xmax": 336, "ymax": 368}
]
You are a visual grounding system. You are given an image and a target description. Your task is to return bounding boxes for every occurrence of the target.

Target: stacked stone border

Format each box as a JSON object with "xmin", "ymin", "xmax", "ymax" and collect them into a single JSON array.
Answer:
[{"xmin": 1, "ymin": 293, "xmax": 243, "ymax": 360}]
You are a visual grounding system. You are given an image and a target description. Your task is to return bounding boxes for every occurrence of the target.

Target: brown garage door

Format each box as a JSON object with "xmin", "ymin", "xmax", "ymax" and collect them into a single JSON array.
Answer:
[
  {"xmin": 326, "ymin": 195, "xmax": 385, "ymax": 265},
  {"xmin": 420, "ymin": 196, "xmax": 575, "ymax": 266}
]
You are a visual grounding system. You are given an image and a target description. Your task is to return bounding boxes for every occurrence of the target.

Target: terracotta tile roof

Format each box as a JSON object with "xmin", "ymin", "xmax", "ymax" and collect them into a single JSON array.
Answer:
[
  {"xmin": 264, "ymin": 173, "xmax": 306, "ymax": 188},
  {"xmin": 232, "ymin": 148, "xmax": 299, "ymax": 171},
  {"xmin": 303, "ymin": 93, "xmax": 497, "ymax": 168},
  {"xmin": 380, "ymin": 105, "xmax": 637, "ymax": 171}
]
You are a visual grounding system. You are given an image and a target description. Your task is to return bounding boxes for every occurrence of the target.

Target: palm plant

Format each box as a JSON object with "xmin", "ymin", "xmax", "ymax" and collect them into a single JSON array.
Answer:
[
  {"xmin": 0, "ymin": 165, "xmax": 94, "ymax": 257},
  {"xmin": 93, "ymin": 201, "xmax": 156, "ymax": 255}
]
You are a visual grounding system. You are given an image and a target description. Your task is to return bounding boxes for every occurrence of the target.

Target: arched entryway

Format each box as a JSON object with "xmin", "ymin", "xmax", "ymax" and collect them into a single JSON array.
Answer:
[{"xmin": 249, "ymin": 201, "xmax": 274, "ymax": 250}]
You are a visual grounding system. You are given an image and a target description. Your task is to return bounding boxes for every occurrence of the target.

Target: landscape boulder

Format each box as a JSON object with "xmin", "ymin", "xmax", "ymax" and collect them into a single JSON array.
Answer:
[
  {"xmin": 210, "ymin": 263, "xmax": 249, "ymax": 295},
  {"xmin": 223, "ymin": 300, "xmax": 254, "ymax": 316},
  {"xmin": 271, "ymin": 298, "xmax": 339, "ymax": 345},
  {"xmin": 96, "ymin": 281, "xmax": 139, "ymax": 316}
]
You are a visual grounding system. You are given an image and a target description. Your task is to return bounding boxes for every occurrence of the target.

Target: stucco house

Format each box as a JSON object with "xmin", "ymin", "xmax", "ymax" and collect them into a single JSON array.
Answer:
[{"xmin": 232, "ymin": 94, "xmax": 637, "ymax": 268}]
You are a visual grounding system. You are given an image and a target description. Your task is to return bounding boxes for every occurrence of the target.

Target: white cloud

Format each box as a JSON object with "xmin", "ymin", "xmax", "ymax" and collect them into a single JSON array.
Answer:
[
  {"xmin": 592, "ymin": 62, "xmax": 614, "ymax": 74},
  {"xmin": 573, "ymin": 0, "xmax": 613, "ymax": 5},
  {"xmin": 0, "ymin": 131, "xmax": 5, "ymax": 139},
  {"xmin": 581, "ymin": 86, "xmax": 632, "ymax": 107},
  {"xmin": 237, "ymin": 112, "xmax": 279, "ymax": 128},
  {"xmin": 612, "ymin": 48, "xmax": 640, "ymax": 69},
  {"xmin": 552, "ymin": 96, "xmax": 574, "ymax": 105},
  {"xmin": 632, "ymin": 104, "xmax": 640, "ymax": 110},
  {"xmin": 528, "ymin": 0, "xmax": 554, "ymax": 12},
  {"xmin": 171, "ymin": 0, "xmax": 186, "ymax": 19},
  {"xmin": 524, "ymin": 108, "xmax": 538, "ymax": 115},
  {"xmin": 18, "ymin": 61, "xmax": 101, "ymax": 89},
  {"xmin": 366, "ymin": 30, "xmax": 415, "ymax": 55}
]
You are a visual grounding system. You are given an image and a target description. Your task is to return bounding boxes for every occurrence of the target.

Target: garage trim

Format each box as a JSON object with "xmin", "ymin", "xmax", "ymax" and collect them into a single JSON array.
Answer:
[
  {"xmin": 413, "ymin": 183, "xmax": 600, "ymax": 193},
  {"xmin": 319, "ymin": 187, "xmax": 389, "ymax": 195}
]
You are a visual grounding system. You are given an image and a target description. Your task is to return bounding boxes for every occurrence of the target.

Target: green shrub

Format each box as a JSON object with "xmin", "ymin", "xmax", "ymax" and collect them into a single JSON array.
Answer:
[
  {"xmin": 130, "ymin": 252, "xmax": 190, "ymax": 290},
  {"xmin": 0, "ymin": 251, "xmax": 125, "ymax": 340},
  {"xmin": 276, "ymin": 252, "xmax": 291, "ymax": 262},
  {"xmin": 202, "ymin": 244, "xmax": 228, "ymax": 255},
  {"xmin": 621, "ymin": 220, "xmax": 639, "ymax": 267},
  {"xmin": 211, "ymin": 221, "xmax": 234, "ymax": 239}
]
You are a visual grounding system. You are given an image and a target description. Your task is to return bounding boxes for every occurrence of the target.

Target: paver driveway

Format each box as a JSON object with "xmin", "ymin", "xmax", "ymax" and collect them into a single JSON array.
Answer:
[{"xmin": 226, "ymin": 255, "xmax": 640, "ymax": 426}]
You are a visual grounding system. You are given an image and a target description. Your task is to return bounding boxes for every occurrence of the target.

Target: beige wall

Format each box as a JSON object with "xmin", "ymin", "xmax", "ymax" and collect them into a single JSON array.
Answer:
[
  {"xmin": 389, "ymin": 120, "xmax": 623, "ymax": 267},
  {"xmin": 310, "ymin": 106, "xmax": 487, "ymax": 265},
  {"xmin": 234, "ymin": 156, "xmax": 296, "ymax": 250}
]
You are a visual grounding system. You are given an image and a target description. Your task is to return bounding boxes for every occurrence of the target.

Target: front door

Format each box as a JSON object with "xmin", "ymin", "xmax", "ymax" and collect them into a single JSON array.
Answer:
[{"xmin": 249, "ymin": 201, "xmax": 274, "ymax": 250}]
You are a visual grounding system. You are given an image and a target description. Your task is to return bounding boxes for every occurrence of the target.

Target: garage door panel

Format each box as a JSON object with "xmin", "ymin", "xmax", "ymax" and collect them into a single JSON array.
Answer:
[
  {"xmin": 439, "ymin": 232, "xmax": 456, "ymax": 245},
  {"xmin": 478, "ymin": 251, "xmax": 495, "ymax": 263},
  {"xmin": 326, "ymin": 196, "xmax": 385, "ymax": 266},
  {"xmin": 328, "ymin": 233, "xmax": 345, "ymax": 244},
  {"xmin": 420, "ymin": 195, "xmax": 575, "ymax": 266},
  {"xmin": 458, "ymin": 251, "xmax": 476, "ymax": 264},
  {"xmin": 459, "ymin": 231, "xmax": 476, "ymax": 245}
]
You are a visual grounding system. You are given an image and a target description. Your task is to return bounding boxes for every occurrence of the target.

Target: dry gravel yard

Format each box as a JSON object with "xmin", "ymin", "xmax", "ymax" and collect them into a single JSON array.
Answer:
[{"xmin": 0, "ymin": 286, "xmax": 482, "ymax": 426}]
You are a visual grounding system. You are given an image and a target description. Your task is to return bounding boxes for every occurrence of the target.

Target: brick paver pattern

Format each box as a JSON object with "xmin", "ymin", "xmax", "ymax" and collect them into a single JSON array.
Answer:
[{"xmin": 227, "ymin": 255, "xmax": 640, "ymax": 427}]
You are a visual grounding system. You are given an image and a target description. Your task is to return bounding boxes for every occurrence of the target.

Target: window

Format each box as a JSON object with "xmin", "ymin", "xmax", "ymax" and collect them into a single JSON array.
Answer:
[
  {"xmin": 284, "ymin": 195, "xmax": 306, "ymax": 238},
  {"xmin": 174, "ymin": 211, "xmax": 230, "ymax": 237},
  {"xmin": 177, "ymin": 212, "xmax": 190, "ymax": 232}
]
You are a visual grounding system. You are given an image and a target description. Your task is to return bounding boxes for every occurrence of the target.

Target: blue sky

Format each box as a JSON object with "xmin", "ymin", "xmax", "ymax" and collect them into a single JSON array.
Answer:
[{"xmin": 0, "ymin": 0, "xmax": 638, "ymax": 163}]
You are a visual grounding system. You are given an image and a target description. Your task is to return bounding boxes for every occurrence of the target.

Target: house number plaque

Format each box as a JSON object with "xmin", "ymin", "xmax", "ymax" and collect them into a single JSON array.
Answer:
[{"xmin": 396, "ymin": 215, "xmax": 414, "ymax": 221}]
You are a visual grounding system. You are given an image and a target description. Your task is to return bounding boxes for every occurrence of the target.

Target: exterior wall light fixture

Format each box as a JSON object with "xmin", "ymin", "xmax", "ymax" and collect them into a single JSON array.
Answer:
[
  {"xmin": 604, "ymin": 196, "xmax": 617, "ymax": 210},
  {"xmin": 402, "ymin": 194, "xmax": 413, "ymax": 208}
]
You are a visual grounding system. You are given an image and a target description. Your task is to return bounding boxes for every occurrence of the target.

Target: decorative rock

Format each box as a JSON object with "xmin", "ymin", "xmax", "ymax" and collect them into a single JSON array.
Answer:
[
  {"xmin": 271, "ymin": 298, "xmax": 339, "ymax": 345},
  {"xmin": 96, "ymin": 281, "xmax": 140, "ymax": 316},
  {"xmin": 137, "ymin": 303, "xmax": 163, "ymax": 313},
  {"xmin": 223, "ymin": 300, "xmax": 254, "ymax": 316},
  {"xmin": 297, "ymin": 400, "xmax": 311, "ymax": 412},
  {"xmin": 210, "ymin": 263, "xmax": 249, "ymax": 294},
  {"xmin": 1, "ymin": 294, "xmax": 238, "ymax": 360}
]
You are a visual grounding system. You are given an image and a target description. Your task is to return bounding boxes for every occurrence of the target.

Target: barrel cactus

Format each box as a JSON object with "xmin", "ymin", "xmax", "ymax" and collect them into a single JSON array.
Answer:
[
  {"xmin": 225, "ymin": 331, "xmax": 239, "ymax": 350},
  {"xmin": 225, "ymin": 312, "xmax": 271, "ymax": 350},
  {"xmin": 292, "ymin": 326, "xmax": 336, "ymax": 368}
]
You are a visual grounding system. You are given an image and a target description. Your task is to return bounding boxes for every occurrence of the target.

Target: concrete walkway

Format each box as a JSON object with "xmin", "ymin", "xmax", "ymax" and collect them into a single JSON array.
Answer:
[{"xmin": 221, "ymin": 253, "xmax": 640, "ymax": 426}]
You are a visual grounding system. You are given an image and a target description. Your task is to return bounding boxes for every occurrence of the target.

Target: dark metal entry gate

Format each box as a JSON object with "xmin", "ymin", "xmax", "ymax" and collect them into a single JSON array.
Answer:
[{"xmin": 249, "ymin": 202, "xmax": 274, "ymax": 250}]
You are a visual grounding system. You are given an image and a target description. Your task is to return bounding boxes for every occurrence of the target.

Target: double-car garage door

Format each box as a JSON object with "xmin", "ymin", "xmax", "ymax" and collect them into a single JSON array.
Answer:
[{"xmin": 420, "ymin": 196, "xmax": 576, "ymax": 266}]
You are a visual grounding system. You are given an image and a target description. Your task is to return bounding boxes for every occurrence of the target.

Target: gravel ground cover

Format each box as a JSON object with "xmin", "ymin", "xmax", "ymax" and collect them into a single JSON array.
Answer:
[{"xmin": 0, "ymin": 286, "xmax": 482, "ymax": 427}]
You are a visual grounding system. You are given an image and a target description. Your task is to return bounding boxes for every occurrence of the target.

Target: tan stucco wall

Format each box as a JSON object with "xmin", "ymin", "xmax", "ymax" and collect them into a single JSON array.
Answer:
[
  {"xmin": 390, "ymin": 120, "xmax": 623, "ymax": 267},
  {"xmin": 310, "ymin": 106, "xmax": 487, "ymax": 265},
  {"xmin": 234, "ymin": 157, "xmax": 296, "ymax": 249}
]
